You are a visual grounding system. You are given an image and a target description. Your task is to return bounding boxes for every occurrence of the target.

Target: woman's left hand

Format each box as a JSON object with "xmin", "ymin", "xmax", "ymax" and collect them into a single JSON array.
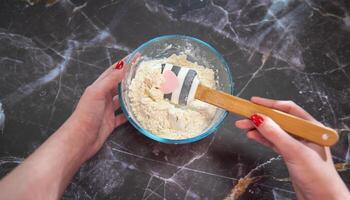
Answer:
[
  {"xmin": 0, "ymin": 59, "xmax": 128, "ymax": 200},
  {"xmin": 66, "ymin": 59, "xmax": 127, "ymax": 161}
]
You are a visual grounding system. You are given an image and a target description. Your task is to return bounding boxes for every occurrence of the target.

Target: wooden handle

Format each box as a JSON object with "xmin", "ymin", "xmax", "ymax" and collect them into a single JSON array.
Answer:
[{"xmin": 195, "ymin": 85, "xmax": 339, "ymax": 146}]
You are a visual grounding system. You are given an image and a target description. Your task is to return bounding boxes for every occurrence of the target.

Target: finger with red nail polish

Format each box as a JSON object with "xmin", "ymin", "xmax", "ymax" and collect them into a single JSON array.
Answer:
[
  {"xmin": 250, "ymin": 114, "xmax": 264, "ymax": 127},
  {"xmin": 249, "ymin": 113, "xmax": 305, "ymax": 160},
  {"xmin": 115, "ymin": 60, "xmax": 124, "ymax": 69},
  {"xmin": 235, "ymin": 119, "xmax": 255, "ymax": 130},
  {"xmin": 247, "ymin": 129, "xmax": 273, "ymax": 148}
]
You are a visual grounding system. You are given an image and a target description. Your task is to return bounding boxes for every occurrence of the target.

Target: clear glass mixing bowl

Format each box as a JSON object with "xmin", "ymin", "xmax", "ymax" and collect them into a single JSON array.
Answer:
[{"xmin": 118, "ymin": 35, "xmax": 234, "ymax": 144}]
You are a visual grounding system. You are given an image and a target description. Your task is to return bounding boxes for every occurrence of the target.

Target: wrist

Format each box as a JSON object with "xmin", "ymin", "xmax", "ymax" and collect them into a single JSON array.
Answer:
[
  {"xmin": 329, "ymin": 173, "xmax": 350, "ymax": 200},
  {"xmin": 302, "ymin": 171, "xmax": 349, "ymax": 200},
  {"xmin": 61, "ymin": 108, "xmax": 108, "ymax": 162},
  {"xmin": 55, "ymin": 114, "xmax": 96, "ymax": 163}
]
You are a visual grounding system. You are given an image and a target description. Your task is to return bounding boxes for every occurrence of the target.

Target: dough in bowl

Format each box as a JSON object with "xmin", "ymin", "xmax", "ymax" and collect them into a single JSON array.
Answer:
[{"xmin": 128, "ymin": 54, "xmax": 217, "ymax": 139}]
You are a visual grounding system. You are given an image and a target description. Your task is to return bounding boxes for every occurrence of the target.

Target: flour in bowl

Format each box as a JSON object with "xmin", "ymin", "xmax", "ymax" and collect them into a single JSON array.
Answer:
[{"xmin": 128, "ymin": 54, "xmax": 217, "ymax": 139}]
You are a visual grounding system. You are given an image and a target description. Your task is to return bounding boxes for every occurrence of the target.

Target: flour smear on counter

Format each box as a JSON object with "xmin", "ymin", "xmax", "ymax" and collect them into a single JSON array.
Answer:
[{"xmin": 0, "ymin": 101, "xmax": 5, "ymax": 133}]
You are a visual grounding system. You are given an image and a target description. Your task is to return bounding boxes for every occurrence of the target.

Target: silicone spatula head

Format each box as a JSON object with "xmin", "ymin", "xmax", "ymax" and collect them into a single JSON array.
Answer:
[{"xmin": 158, "ymin": 63, "xmax": 200, "ymax": 105}]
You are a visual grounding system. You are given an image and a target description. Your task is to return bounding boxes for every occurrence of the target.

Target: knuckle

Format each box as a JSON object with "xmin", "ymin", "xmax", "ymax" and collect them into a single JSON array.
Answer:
[
  {"xmin": 280, "ymin": 100, "xmax": 295, "ymax": 107},
  {"xmin": 261, "ymin": 119, "xmax": 276, "ymax": 135},
  {"xmin": 265, "ymin": 125, "xmax": 277, "ymax": 136},
  {"xmin": 262, "ymin": 126, "xmax": 274, "ymax": 137},
  {"xmin": 260, "ymin": 118, "xmax": 284, "ymax": 138},
  {"xmin": 84, "ymin": 85, "xmax": 98, "ymax": 95},
  {"xmin": 286, "ymin": 100, "xmax": 296, "ymax": 106},
  {"xmin": 279, "ymin": 100, "xmax": 297, "ymax": 112},
  {"xmin": 271, "ymin": 100, "xmax": 279, "ymax": 108}
]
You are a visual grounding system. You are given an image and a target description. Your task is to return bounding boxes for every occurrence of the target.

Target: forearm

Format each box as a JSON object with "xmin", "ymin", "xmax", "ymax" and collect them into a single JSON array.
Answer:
[
  {"xmin": 0, "ymin": 115, "xmax": 92, "ymax": 200},
  {"xmin": 293, "ymin": 168, "xmax": 350, "ymax": 200},
  {"xmin": 318, "ymin": 172, "xmax": 350, "ymax": 200}
]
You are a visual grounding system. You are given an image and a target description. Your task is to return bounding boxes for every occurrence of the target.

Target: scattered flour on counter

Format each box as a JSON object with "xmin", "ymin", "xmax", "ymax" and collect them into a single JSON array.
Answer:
[
  {"xmin": 0, "ymin": 102, "xmax": 5, "ymax": 133},
  {"xmin": 128, "ymin": 54, "xmax": 217, "ymax": 139}
]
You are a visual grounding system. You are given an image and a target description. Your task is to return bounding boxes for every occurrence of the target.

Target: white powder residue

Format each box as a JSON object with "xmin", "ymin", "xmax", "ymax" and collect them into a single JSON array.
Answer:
[
  {"xmin": 128, "ymin": 54, "xmax": 217, "ymax": 139},
  {"xmin": 0, "ymin": 101, "xmax": 5, "ymax": 133}
]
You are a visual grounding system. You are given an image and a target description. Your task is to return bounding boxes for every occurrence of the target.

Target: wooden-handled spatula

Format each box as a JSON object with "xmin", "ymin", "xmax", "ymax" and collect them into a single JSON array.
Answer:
[{"xmin": 158, "ymin": 63, "xmax": 339, "ymax": 146}]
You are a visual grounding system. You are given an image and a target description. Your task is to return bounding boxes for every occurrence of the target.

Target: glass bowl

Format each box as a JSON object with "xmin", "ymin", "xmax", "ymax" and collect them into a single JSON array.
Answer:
[{"xmin": 118, "ymin": 35, "xmax": 234, "ymax": 144}]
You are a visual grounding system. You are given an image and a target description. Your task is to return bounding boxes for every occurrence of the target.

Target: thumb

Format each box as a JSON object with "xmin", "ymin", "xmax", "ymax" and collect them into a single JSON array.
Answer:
[{"xmin": 250, "ymin": 114, "xmax": 306, "ymax": 161}]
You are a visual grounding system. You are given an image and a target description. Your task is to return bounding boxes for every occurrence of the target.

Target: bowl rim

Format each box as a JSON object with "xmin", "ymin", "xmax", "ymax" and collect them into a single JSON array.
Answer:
[{"xmin": 118, "ymin": 34, "xmax": 234, "ymax": 144}]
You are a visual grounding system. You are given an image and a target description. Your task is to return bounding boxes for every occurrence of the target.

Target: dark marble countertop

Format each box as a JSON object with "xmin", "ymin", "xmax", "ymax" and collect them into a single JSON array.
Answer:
[{"xmin": 0, "ymin": 0, "xmax": 349, "ymax": 199}]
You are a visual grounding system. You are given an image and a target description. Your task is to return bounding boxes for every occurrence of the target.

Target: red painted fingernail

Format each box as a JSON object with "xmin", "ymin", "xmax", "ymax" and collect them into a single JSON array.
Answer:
[
  {"xmin": 250, "ymin": 114, "xmax": 264, "ymax": 127},
  {"xmin": 115, "ymin": 60, "xmax": 124, "ymax": 69}
]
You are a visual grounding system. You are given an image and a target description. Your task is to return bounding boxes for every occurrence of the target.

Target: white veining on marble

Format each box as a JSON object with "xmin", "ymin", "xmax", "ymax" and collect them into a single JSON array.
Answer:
[
  {"xmin": 0, "ymin": 156, "xmax": 24, "ymax": 176},
  {"xmin": 236, "ymin": 55, "xmax": 268, "ymax": 96},
  {"xmin": 248, "ymin": 156, "xmax": 282, "ymax": 177},
  {"xmin": 272, "ymin": 188, "xmax": 294, "ymax": 200},
  {"xmin": 140, "ymin": 136, "xmax": 218, "ymax": 199},
  {"xmin": 64, "ymin": 0, "xmax": 131, "ymax": 53},
  {"xmin": 80, "ymin": 135, "xmax": 238, "ymax": 200},
  {"xmin": 3, "ymin": 41, "xmax": 74, "ymax": 108},
  {"xmin": 346, "ymin": 133, "xmax": 350, "ymax": 163},
  {"xmin": 0, "ymin": 57, "xmax": 24, "ymax": 64},
  {"xmin": 304, "ymin": 0, "xmax": 348, "ymax": 20},
  {"xmin": 0, "ymin": 101, "xmax": 5, "ymax": 134},
  {"xmin": 72, "ymin": 2, "xmax": 87, "ymax": 13},
  {"xmin": 145, "ymin": 0, "xmax": 306, "ymax": 69},
  {"xmin": 344, "ymin": 15, "xmax": 350, "ymax": 28},
  {"xmin": 86, "ymin": 30, "xmax": 131, "ymax": 52},
  {"xmin": 0, "ymin": 156, "xmax": 23, "ymax": 165},
  {"xmin": 1, "ymin": 1, "xmax": 349, "ymax": 199}
]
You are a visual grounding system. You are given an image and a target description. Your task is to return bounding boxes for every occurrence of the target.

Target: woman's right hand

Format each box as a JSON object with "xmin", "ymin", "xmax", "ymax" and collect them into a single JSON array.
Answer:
[{"xmin": 235, "ymin": 97, "xmax": 350, "ymax": 200}]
